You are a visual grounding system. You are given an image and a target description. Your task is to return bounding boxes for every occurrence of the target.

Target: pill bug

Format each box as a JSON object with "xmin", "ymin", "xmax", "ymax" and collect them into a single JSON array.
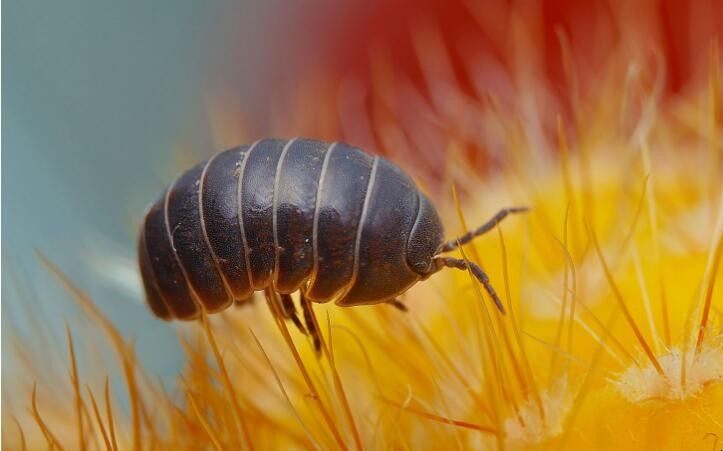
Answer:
[{"xmin": 138, "ymin": 138, "xmax": 525, "ymax": 347}]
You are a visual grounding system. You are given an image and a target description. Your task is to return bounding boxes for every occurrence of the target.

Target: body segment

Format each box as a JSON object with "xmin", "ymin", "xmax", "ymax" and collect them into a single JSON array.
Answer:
[
  {"xmin": 338, "ymin": 158, "xmax": 421, "ymax": 305},
  {"xmin": 239, "ymin": 139, "xmax": 287, "ymax": 289},
  {"xmin": 199, "ymin": 145, "xmax": 254, "ymax": 299},
  {"xmin": 306, "ymin": 142, "xmax": 375, "ymax": 301},
  {"xmin": 274, "ymin": 139, "xmax": 328, "ymax": 293}
]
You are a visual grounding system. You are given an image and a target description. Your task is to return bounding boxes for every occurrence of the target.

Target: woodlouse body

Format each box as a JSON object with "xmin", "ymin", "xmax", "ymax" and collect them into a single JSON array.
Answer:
[
  {"xmin": 139, "ymin": 137, "xmax": 523, "ymax": 324},
  {"xmin": 140, "ymin": 138, "xmax": 445, "ymax": 320}
]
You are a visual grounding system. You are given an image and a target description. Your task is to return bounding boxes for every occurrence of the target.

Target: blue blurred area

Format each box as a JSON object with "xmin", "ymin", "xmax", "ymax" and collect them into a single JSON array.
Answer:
[{"xmin": 2, "ymin": 0, "xmax": 270, "ymax": 382}]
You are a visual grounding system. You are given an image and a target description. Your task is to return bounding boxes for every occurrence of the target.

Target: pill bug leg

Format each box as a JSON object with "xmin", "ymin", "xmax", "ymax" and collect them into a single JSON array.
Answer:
[
  {"xmin": 262, "ymin": 289, "xmax": 307, "ymax": 335},
  {"xmin": 234, "ymin": 293, "xmax": 256, "ymax": 306},
  {"xmin": 280, "ymin": 293, "xmax": 307, "ymax": 335},
  {"xmin": 300, "ymin": 291, "xmax": 322, "ymax": 355},
  {"xmin": 386, "ymin": 298, "xmax": 408, "ymax": 311}
]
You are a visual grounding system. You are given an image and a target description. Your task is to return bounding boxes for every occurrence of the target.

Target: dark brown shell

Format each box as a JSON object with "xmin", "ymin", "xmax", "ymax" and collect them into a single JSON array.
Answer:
[{"xmin": 138, "ymin": 138, "xmax": 444, "ymax": 320}]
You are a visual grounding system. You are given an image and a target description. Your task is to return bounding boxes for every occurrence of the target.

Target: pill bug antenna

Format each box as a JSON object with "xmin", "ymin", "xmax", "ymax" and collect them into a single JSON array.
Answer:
[
  {"xmin": 432, "ymin": 206, "xmax": 529, "ymax": 314},
  {"xmin": 438, "ymin": 207, "xmax": 529, "ymax": 253},
  {"xmin": 431, "ymin": 255, "xmax": 507, "ymax": 314}
]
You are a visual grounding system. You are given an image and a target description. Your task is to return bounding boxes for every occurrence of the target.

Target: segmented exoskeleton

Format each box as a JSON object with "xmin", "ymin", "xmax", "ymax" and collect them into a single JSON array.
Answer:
[{"xmin": 139, "ymin": 138, "xmax": 525, "ymax": 347}]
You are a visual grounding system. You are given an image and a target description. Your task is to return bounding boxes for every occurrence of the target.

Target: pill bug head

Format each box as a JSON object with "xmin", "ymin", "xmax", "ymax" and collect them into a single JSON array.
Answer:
[{"xmin": 406, "ymin": 193, "xmax": 445, "ymax": 277}]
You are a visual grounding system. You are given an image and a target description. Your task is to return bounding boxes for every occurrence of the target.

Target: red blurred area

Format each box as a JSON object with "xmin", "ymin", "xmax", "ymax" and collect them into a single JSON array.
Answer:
[
  {"xmin": 209, "ymin": 0, "xmax": 720, "ymax": 190},
  {"xmin": 266, "ymin": 0, "xmax": 721, "ymax": 99}
]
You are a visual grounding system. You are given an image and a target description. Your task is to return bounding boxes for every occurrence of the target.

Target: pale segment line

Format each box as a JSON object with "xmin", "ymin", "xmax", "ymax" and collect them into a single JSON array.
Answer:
[
  {"xmin": 339, "ymin": 156, "xmax": 380, "ymax": 301},
  {"xmin": 198, "ymin": 150, "xmax": 234, "ymax": 308},
  {"xmin": 237, "ymin": 139, "xmax": 263, "ymax": 290},
  {"xmin": 307, "ymin": 142, "xmax": 337, "ymax": 294},
  {"xmin": 271, "ymin": 138, "xmax": 298, "ymax": 289},
  {"xmin": 404, "ymin": 190, "xmax": 425, "ymax": 273},
  {"xmin": 163, "ymin": 179, "xmax": 201, "ymax": 314},
  {"xmin": 140, "ymin": 212, "xmax": 173, "ymax": 316}
]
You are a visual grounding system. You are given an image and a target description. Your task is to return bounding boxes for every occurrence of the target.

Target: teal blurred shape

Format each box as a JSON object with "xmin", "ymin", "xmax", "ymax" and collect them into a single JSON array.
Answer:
[{"xmin": 2, "ymin": 0, "xmax": 230, "ymax": 384}]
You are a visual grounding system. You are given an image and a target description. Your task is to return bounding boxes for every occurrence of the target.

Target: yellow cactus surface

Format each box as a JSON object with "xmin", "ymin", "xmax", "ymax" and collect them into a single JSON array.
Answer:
[{"xmin": 3, "ymin": 2, "xmax": 722, "ymax": 450}]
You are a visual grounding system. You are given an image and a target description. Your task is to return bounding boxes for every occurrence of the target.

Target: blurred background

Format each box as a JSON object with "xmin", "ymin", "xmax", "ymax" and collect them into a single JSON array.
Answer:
[
  {"xmin": 3, "ymin": 0, "xmax": 276, "ymax": 379},
  {"xmin": 3, "ymin": 0, "xmax": 721, "ymax": 389},
  {"xmin": 3, "ymin": 2, "xmax": 723, "ymax": 450}
]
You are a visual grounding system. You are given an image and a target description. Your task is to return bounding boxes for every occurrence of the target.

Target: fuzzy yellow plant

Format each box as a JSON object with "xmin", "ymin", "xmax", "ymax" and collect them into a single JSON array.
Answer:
[{"xmin": 4, "ymin": 6, "xmax": 722, "ymax": 451}]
